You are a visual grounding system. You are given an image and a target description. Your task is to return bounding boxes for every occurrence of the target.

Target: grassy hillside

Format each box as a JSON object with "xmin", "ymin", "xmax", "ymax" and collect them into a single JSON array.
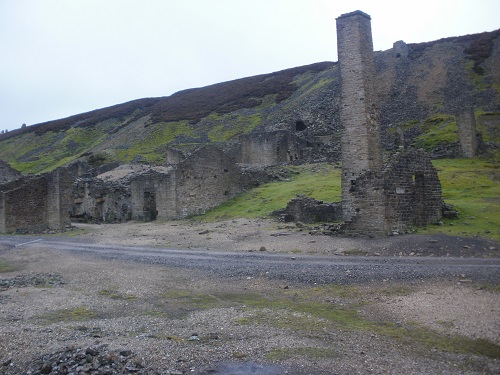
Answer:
[
  {"xmin": 196, "ymin": 159, "xmax": 500, "ymax": 241},
  {"xmin": 200, "ymin": 164, "xmax": 342, "ymax": 221},
  {"xmin": 424, "ymin": 158, "xmax": 500, "ymax": 241},
  {"xmin": 1, "ymin": 29, "xmax": 499, "ymax": 174},
  {"xmin": 0, "ymin": 62, "xmax": 336, "ymax": 174}
]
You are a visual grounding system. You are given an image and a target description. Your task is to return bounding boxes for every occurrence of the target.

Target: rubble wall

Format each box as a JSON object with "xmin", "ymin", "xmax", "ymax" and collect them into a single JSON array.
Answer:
[
  {"xmin": 383, "ymin": 149, "xmax": 443, "ymax": 231},
  {"xmin": 174, "ymin": 146, "xmax": 243, "ymax": 218},
  {"xmin": 0, "ymin": 176, "xmax": 48, "ymax": 233}
]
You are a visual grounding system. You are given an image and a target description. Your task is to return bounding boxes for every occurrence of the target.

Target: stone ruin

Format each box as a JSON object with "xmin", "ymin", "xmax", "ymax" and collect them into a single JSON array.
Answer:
[
  {"xmin": 336, "ymin": 10, "xmax": 443, "ymax": 235},
  {"xmin": 227, "ymin": 130, "xmax": 330, "ymax": 167},
  {"xmin": 0, "ymin": 10, "xmax": 449, "ymax": 235},
  {"xmin": 0, "ymin": 167, "xmax": 73, "ymax": 233},
  {"xmin": 278, "ymin": 11, "xmax": 445, "ymax": 235},
  {"xmin": 72, "ymin": 145, "xmax": 250, "ymax": 224}
]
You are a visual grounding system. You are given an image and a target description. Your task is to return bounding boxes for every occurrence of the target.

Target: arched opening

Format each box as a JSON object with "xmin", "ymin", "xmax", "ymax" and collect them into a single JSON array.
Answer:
[{"xmin": 295, "ymin": 121, "xmax": 307, "ymax": 132}]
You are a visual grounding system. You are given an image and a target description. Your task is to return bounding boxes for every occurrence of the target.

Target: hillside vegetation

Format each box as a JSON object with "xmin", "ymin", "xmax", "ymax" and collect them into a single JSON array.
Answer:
[{"xmin": 0, "ymin": 29, "xmax": 499, "ymax": 174}]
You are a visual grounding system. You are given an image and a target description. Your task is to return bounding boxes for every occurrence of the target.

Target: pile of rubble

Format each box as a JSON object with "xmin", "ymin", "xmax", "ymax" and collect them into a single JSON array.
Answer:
[
  {"xmin": 0, "ymin": 273, "xmax": 64, "ymax": 289},
  {"xmin": 22, "ymin": 345, "xmax": 172, "ymax": 375}
]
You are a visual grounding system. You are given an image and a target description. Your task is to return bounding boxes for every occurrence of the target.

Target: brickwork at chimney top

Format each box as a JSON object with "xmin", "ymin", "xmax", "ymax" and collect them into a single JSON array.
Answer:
[{"xmin": 336, "ymin": 10, "xmax": 382, "ymax": 221}]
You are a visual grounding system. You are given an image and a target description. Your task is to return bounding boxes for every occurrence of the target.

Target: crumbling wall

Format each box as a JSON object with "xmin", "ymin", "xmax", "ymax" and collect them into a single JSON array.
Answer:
[
  {"xmin": 130, "ymin": 145, "xmax": 245, "ymax": 221},
  {"xmin": 383, "ymin": 149, "xmax": 442, "ymax": 231},
  {"xmin": 0, "ymin": 176, "xmax": 48, "ymax": 233},
  {"xmin": 0, "ymin": 160, "xmax": 22, "ymax": 184},
  {"xmin": 232, "ymin": 130, "xmax": 324, "ymax": 166},
  {"xmin": 343, "ymin": 170, "xmax": 387, "ymax": 235},
  {"xmin": 73, "ymin": 179, "xmax": 131, "ymax": 223},
  {"xmin": 456, "ymin": 107, "xmax": 479, "ymax": 157},
  {"xmin": 72, "ymin": 164, "xmax": 165, "ymax": 223},
  {"xmin": 273, "ymin": 195, "xmax": 342, "ymax": 224},
  {"xmin": 131, "ymin": 172, "xmax": 170, "ymax": 221},
  {"xmin": 174, "ymin": 145, "xmax": 243, "ymax": 218},
  {"xmin": 346, "ymin": 149, "xmax": 443, "ymax": 235},
  {"xmin": 0, "ymin": 167, "xmax": 72, "ymax": 233},
  {"xmin": 47, "ymin": 168, "xmax": 73, "ymax": 229}
]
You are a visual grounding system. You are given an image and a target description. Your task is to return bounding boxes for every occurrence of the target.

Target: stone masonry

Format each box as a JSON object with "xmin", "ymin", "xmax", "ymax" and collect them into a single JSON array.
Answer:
[
  {"xmin": 336, "ymin": 11, "xmax": 443, "ymax": 235},
  {"xmin": 336, "ymin": 10, "xmax": 383, "ymax": 222},
  {"xmin": 456, "ymin": 107, "xmax": 479, "ymax": 157},
  {"xmin": 0, "ymin": 167, "xmax": 72, "ymax": 233},
  {"xmin": 0, "ymin": 160, "xmax": 22, "ymax": 184}
]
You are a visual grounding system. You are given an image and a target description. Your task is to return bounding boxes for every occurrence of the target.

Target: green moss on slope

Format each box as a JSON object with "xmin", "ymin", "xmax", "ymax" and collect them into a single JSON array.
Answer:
[
  {"xmin": 414, "ymin": 114, "xmax": 458, "ymax": 151},
  {"xmin": 199, "ymin": 164, "xmax": 341, "ymax": 221}
]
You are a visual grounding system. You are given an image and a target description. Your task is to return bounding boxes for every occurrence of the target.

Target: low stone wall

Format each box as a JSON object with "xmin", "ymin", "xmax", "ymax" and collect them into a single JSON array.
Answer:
[{"xmin": 273, "ymin": 195, "xmax": 342, "ymax": 224}]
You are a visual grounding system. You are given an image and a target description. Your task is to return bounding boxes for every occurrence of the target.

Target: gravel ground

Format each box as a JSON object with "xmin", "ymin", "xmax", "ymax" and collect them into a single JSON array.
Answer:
[{"xmin": 0, "ymin": 219, "xmax": 499, "ymax": 374}]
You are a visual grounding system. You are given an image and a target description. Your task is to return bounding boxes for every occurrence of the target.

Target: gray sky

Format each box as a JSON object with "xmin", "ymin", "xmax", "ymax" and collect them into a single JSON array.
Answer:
[{"xmin": 1, "ymin": 0, "xmax": 499, "ymax": 133}]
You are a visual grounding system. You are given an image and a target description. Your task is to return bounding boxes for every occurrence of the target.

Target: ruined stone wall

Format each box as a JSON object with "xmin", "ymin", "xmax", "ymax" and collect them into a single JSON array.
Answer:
[
  {"xmin": 0, "ymin": 160, "xmax": 22, "ymax": 184},
  {"xmin": 346, "ymin": 149, "xmax": 443, "ymax": 235},
  {"xmin": 383, "ymin": 149, "xmax": 443, "ymax": 231},
  {"xmin": 0, "ymin": 176, "xmax": 48, "ymax": 233},
  {"xmin": 336, "ymin": 11, "xmax": 383, "ymax": 222},
  {"xmin": 235, "ymin": 131, "xmax": 299, "ymax": 166},
  {"xmin": 273, "ymin": 195, "xmax": 343, "ymax": 224},
  {"xmin": 47, "ymin": 168, "xmax": 73, "ymax": 230},
  {"xmin": 174, "ymin": 146, "xmax": 243, "ymax": 218},
  {"xmin": 0, "ymin": 167, "xmax": 74, "ymax": 233},
  {"xmin": 73, "ymin": 178, "xmax": 132, "ymax": 223},
  {"xmin": 456, "ymin": 108, "xmax": 479, "ymax": 157},
  {"xmin": 344, "ymin": 171, "xmax": 387, "ymax": 235},
  {"xmin": 130, "ymin": 146, "xmax": 244, "ymax": 221},
  {"xmin": 131, "ymin": 171, "xmax": 183, "ymax": 221}
]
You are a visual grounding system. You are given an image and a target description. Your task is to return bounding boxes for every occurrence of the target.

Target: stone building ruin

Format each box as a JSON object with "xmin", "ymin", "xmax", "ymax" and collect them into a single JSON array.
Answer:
[
  {"xmin": 71, "ymin": 145, "xmax": 248, "ymax": 224},
  {"xmin": 0, "ymin": 10, "xmax": 449, "ymax": 235},
  {"xmin": 336, "ymin": 10, "xmax": 443, "ymax": 235},
  {"xmin": 229, "ymin": 130, "xmax": 328, "ymax": 167},
  {"xmin": 0, "ymin": 168, "xmax": 73, "ymax": 233}
]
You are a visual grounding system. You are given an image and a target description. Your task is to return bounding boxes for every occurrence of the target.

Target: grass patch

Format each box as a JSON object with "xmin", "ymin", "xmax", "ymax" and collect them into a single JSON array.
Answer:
[
  {"xmin": 155, "ymin": 283, "xmax": 500, "ymax": 359},
  {"xmin": 421, "ymin": 158, "xmax": 500, "ymax": 240},
  {"xmin": 142, "ymin": 310, "xmax": 168, "ymax": 317},
  {"xmin": 233, "ymin": 285, "xmax": 500, "ymax": 359},
  {"xmin": 414, "ymin": 114, "xmax": 458, "ymax": 151},
  {"xmin": 472, "ymin": 283, "xmax": 500, "ymax": 293},
  {"xmin": 114, "ymin": 120, "xmax": 194, "ymax": 163},
  {"xmin": 207, "ymin": 112, "xmax": 262, "ymax": 142},
  {"xmin": 0, "ymin": 258, "xmax": 17, "ymax": 273},
  {"xmin": 198, "ymin": 164, "xmax": 341, "ymax": 221},
  {"xmin": 98, "ymin": 289, "xmax": 137, "ymax": 300},
  {"xmin": 159, "ymin": 289, "xmax": 223, "ymax": 318},
  {"xmin": 36, "ymin": 306, "xmax": 97, "ymax": 324},
  {"xmin": 5, "ymin": 122, "xmax": 117, "ymax": 174}
]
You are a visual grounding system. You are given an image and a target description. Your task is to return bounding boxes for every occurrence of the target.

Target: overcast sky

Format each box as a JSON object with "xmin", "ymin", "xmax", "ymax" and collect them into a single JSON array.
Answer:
[{"xmin": 0, "ymin": 0, "xmax": 499, "ymax": 134}]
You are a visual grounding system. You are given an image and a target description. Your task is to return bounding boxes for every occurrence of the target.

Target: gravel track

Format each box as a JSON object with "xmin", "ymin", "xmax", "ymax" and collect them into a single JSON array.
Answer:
[{"xmin": 0, "ymin": 220, "xmax": 499, "ymax": 374}]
